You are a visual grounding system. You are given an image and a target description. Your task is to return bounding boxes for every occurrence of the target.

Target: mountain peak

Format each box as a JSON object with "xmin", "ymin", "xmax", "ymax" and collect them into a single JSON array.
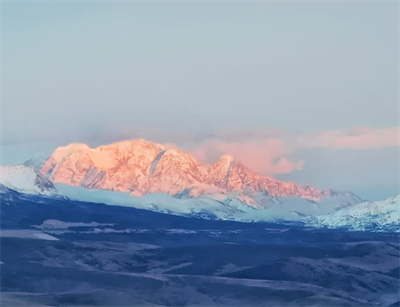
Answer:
[
  {"xmin": 217, "ymin": 154, "xmax": 236, "ymax": 165},
  {"xmin": 0, "ymin": 164, "xmax": 58, "ymax": 195},
  {"xmin": 219, "ymin": 154, "xmax": 236, "ymax": 161},
  {"xmin": 97, "ymin": 138, "xmax": 165, "ymax": 151},
  {"xmin": 62, "ymin": 143, "xmax": 91, "ymax": 152},
  {"xmin": 163, "ymin": 148, "xmax": 181, "ymax": 156}
]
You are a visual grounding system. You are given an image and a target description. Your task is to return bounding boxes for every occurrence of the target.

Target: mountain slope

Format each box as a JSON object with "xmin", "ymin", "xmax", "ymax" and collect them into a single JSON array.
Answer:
[
  {"xmin": 40, "ymin": 139, "xmax": 360, "ymax": 209},
  {"xmin": 304, "ymin": 195, "xmax": 400, "ymax": 231},
  {"xmin": 0, "ymin": 165, "xmax": 58, "ymax": 195}
]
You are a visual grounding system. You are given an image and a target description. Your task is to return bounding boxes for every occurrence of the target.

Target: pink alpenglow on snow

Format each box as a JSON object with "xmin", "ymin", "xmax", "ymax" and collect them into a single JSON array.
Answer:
[{"xmin": 40, "ymin": 139, "xmax": 334, "ymax": 202}]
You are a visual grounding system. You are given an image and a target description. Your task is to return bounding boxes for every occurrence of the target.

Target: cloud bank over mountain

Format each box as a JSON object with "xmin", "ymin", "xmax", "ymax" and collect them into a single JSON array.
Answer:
[{"xmin": 166, "ymin": 126, "xmax": 400, "ymax": 175}]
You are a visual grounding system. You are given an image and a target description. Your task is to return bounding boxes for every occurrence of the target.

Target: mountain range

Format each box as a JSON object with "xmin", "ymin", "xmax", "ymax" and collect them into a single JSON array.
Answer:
[
  {"xmin": 3, "ymin": 138, "xmax": 399, "ymax": 231},
  {"xmin": 38, "ymin": 139, "xmax": 361, "ymax": 208}
]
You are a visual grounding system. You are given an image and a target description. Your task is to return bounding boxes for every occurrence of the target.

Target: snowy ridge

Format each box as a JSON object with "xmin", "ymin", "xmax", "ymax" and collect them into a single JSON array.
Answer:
[
  {"xmin": 0, "ymin": 165, "xmax": 58, "ymax": 195},
  {"xmin": 304, "ymin": 195, "xmax": 400, "ymax": 231}
]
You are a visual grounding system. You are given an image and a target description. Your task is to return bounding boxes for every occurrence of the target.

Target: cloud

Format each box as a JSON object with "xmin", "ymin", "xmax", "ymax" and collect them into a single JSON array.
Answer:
[
  {"xmin": 181, "ymin": 138, "xmax": 304, "ymax": 175},
  {"xmin": 298, "ymin": 126, "xmax": 400, "ymax": 150},
  {"xmin": 172, "ymin": 126, "xmax": 399, "ymax": 175}
]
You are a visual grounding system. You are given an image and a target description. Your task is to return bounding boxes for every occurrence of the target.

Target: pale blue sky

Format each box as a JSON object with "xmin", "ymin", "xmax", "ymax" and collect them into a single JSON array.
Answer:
[{"xmin": 1, "ymin": 2, "xmax": 398, "ymax": 200}]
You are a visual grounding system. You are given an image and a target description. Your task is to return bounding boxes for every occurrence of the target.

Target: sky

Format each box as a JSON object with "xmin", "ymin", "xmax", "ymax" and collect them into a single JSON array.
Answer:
[{"xmin": 1, "ymin": 1, "xmax": 399, "ymax": 200}]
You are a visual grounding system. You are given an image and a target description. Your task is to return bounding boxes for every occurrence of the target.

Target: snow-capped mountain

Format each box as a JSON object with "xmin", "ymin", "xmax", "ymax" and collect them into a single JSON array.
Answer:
[
  {"xmin": 304, "ymin": 195, "xmax": 400, "ymax": 231},
  {"xmin": 40, "ymin": 139, "xmax": 360, "ymax": 208},
  {"xmin": 0, "ymin": 165, "xmax": 58, "ymax": 195}
]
